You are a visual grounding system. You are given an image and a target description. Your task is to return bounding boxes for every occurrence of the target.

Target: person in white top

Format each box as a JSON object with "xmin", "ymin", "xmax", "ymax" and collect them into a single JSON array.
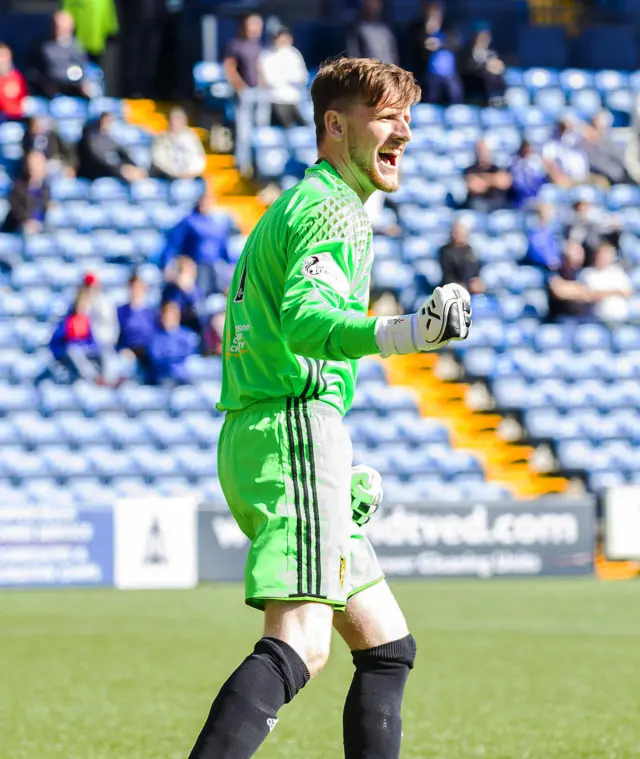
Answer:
[
  {"xmin": 151, "ymin": 107, "xmax": 206, "ymax": 180},
  {"xmin": 541, "ymin": 117, "xmax": 590, "ymax": 187},
  {"xmin": 259, "ymin": 27, "xmax": 308, "ymax": 128},
  {"xmin": 580, "ymin": 242, "xmax": 633, "ymax": 322}
]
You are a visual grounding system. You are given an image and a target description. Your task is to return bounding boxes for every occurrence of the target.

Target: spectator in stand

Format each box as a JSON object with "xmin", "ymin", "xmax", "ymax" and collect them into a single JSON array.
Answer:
[
  {"xmin": 22, "ymin": 116, "xmax": 77, "ymax": 177},
  {"xmin": 147, "ymin": 300, "xmax": 198, "ymax": 387},
  {"xmin": 0, "ymin": 43, "xmax": 28, "ymax": 121},
  {"xmin": 459, "ymin": 25, "xmax": 506, "ymax": 107},
  {"xmin": 83, "ymin": 271, "xmax": 117, "ymax": 345},
  {"xmin": 410, "ymin": 1, "xmax": 462, "ymax": 106},
  {"xmin": 577, "ymin": 111, "xmax": 630, "ymax": 186},
  {"xmin": 48, "ymin": 286, "xmax": 104, "ymax": 383},
  {"xmin": 546, "ymin": 241, "xmax": 594, "ymax": 323},
  {"xmin": 347, "ymin": 0, "xmax": 399, "ymax": 65},
  {"xmin": 259, "ymin": 27, "xmax": 308, "ymax": 129},
  {"xmin": 162, "ymin": 255, "xmax": 203, "ymax": 336},
  {"xmin": 526, "ymin": 204, "xmax": 562, "ymax": 271},
  {"xmin": 564, "ymin": 199, "xmax": 620, "ymax": 267},
  {"xmin": 224, "ymin": 13, "xmax": 266, "ymax": 177},
  {"xmin": 151, "ymin": 106, "xmax": 206, "ymax": 180},
  {"xmin": 2, "ymin": 151, "xmax": 50, "ymax": 235},
  {"xmin": 116, "ymin": 273, "xmax": 156, "ymax": 368},
  {"xmin": 542, "ymin": 117, "xmax": 590, "ymax": 187},
  {"xmin": 160, "ymin": 188, "xmax": 231, "ymax": 297},
  {"xmin": 28, "ymin": 10, "xmax": 91, "ymax": 99},
  {"xmin": 465, "ymin": 139, "xmax": 512, "ymax": 212},
  {"xmin": 580, "ymin": 241, "xmax": 633, "ymax": 323},
  {"xmin": 77, "ymin": 111, "xmax": 147, "ymax": 182},
  {"xmin": 510, "ymin": 139, "xmax": 548, "ymax": 208},
  {"xmin": 438, "ymin": 220, "xmax": 485, "ymax": 294}
]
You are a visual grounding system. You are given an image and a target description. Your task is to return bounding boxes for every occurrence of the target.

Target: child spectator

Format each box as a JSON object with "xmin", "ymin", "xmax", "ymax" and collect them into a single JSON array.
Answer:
[
  {"xmin": 49, "ymin": 287, "xmax": 104, "ymax": 382},
  {"xmin": 162, "ymin": 255, "xmax": 203, "ymax": 335}
]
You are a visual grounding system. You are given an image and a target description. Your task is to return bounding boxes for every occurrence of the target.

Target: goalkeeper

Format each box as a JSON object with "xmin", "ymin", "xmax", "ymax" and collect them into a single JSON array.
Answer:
[{"xmin": 187, "ymin": 57, "xmax": 471, "ymax": 759}]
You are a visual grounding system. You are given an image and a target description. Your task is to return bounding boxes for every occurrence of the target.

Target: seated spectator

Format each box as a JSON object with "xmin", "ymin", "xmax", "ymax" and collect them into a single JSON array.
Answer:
[
  {"xmin": 151, "ymin": 107, "xmax": 206, "ymax": 180},
  {"xmin": 0, "ymin": 43, "xmax": 28, "ymax": 121},
  {"xmin": 460, "ymin": 25, "xmax": 506, "ymax": 107},
  {"xmin": 22, "ymin": 116, "xmax": 77, "ymax": 177},
  {"xmin": 116, "ymin": 273, "xmax": 156, "ymax": 360},
  {"xmin": 410, "ymin": 1, "xmax": 462, "ymax": 105},
  {"xmin": 465, "ymin": 139, "xmax": 512, "ymax": 212},
  {"xmin": 2, "ymin": 151, "xmax": 50, "ymax": 235},
  {"xmin": 259, "ymin": 27, "xmax": 308, "ymax": 129},
  {"xmin": 546, "ymin": 241, "xmax": 593, "ymax": 323},
  {"xmin": 28, "ymin": 10, "xmax": 91, "ymax": 99},
  {"xmin": 564, "ymin": 199, "xmax": 620, "ymax": 267},
  {"xmin": 577, "ymin": 111, "xmax": 630, "ymax": 186},
  {"xmin": 49, "ymin": 287, "xmax": 104, "ymax": 383},
  {"xmin": 78, "ymin": 112, "xmax": 147, "ymax": 182},
  {"xmin": 580, "ymin": 242, "xmax": 632, "ymax": 323},
  {"xmin": 347, "ymin": 0, "xmax": 399, "ymax": 65},
  {"xmin": 542, "ymin": 118, "xmax": 590, "ymax": 187},
  {"xmin": 162, "ymin": 255, "xmax": 203, "ymax": 335},
  {"xmin": 147, "ymin": 300, "xmax": 198, "ymax": 386},
  {"xmin": 526, "ymin": 204, "xmax": 562, "ymax": 271},
  {"xmin": 510, "ymin": 140, "xmax": 548, "ymax": 208},
  {"xmin": 160, "ymin": 188, "xmax": 231, "ymax": 296},
  {"xmin": 438, "ymin": 220, "xmax": 484, "ymax": 294}
]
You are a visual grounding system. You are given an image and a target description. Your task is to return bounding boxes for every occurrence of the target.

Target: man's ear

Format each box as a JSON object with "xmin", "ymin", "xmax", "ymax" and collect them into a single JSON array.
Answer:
[{"xmin": 324, "ymin": 109, "xmax": 345, "ymax": 142}]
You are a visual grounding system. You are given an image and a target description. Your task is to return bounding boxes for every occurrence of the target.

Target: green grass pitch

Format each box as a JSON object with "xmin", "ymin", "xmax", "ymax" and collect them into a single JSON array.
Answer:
[{"xmin": 2, "ymin": 579, "xmax": 640, "ymax": 759}]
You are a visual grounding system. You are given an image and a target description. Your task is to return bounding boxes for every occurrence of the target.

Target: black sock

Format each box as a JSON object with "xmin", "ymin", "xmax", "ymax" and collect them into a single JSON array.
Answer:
[
  {"xmin": 343, "ymin": 634, "xmax": 417, "ymax": 759},
  {"xmin": 188, "ymin": 636, "xmax": 310, "ymax": 759}
]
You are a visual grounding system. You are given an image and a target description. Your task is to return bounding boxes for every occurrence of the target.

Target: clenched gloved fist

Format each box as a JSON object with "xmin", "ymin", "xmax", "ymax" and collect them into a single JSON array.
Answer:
[{"xmin": 375, "ymin": 283, "xmax": 472, "ymax": 358}]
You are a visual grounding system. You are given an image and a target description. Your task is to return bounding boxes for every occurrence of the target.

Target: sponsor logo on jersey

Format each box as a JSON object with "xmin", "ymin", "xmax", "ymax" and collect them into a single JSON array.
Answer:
[
  {"xmin": 227, "ymin": 324, "xmax": 249, "ymax": 357},
  {"xmin": 301, "ymin": 253, "xmax": 350, "ymax": 299},
  {"xmin": 266, "ymin": 718, "xmax": 278, "ymax": 733},
  {"xmin": 339, "ymin": 555, "xmax": 347, "ymax": 588}
]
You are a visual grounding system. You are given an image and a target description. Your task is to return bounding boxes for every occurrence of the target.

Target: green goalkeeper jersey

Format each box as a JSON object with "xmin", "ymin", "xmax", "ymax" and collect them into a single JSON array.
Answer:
[{"xmin": 217, "ymin": 160, "xmax": 380, "ymax": 416}]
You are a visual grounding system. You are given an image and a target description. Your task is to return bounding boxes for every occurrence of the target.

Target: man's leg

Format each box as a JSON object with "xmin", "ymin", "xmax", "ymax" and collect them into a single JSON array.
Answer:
[
  {"xmin": 188, "ymin": 599, "xmax": 333, "ymax": 759},
  {"xmin": 334, "ymin": 581, "xmax": 417, "ymax": 759}
]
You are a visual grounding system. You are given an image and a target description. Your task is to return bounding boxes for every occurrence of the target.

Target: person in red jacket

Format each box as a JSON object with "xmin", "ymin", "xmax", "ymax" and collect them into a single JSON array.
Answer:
[{"xmin": 0, "ymin": 43, "xmax": 28, "ymax": 121}]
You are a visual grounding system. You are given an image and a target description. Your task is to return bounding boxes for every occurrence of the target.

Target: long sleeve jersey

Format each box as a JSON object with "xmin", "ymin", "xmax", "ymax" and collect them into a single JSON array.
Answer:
[{"xmin": 218, "ymin": 160, "xmax": 380, "ymax": 415}]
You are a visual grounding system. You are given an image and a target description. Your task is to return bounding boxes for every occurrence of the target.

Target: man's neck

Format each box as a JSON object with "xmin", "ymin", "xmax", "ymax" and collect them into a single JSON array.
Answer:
[{"xmin": 317, "ymin": 152, "xmax": 373, "ymax": 204}]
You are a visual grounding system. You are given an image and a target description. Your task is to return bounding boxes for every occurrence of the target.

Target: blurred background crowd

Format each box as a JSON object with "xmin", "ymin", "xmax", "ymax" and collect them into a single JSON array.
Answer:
[{"xmin": 2, "ymin": 0, "xmax": 640, "ymax": 504}]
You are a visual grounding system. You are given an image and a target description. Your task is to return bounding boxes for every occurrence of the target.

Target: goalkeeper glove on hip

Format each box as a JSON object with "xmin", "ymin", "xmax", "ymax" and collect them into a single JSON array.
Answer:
[
  {"xmin": 375, "ymin": 283, "xmax": 472, "ymax": 358},
  {"xmin": 351, "ymin": 465, "xmax": 383, "ymax": 526}
]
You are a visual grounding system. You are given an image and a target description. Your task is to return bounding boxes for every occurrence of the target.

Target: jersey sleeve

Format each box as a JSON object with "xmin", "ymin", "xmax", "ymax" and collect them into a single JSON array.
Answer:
[{"xmin": 280, "ymin": 198, "xmax": 380, "ymax": 361}]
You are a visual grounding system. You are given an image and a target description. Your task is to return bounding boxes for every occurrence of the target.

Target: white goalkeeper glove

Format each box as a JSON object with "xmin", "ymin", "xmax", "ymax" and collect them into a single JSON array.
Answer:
[
  {"xmin": 351, "ymin": 465, "xmax": 383, "ymax": 526},
  {"xmin": 375, "ymin": 284, "xmax": 472, "ymax": 359}
]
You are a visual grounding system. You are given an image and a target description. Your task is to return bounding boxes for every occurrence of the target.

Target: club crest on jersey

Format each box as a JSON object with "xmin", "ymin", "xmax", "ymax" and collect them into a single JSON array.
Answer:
[{"xmin": 301, "ymin": 253, "xmax": 350, "ymax": 299}]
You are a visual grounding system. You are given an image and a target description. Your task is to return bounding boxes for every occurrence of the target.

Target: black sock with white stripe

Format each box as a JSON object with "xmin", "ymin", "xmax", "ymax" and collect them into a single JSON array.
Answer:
[{"xmin": 188, "ymin": 637, "xmax": 309, "ymax": 759}]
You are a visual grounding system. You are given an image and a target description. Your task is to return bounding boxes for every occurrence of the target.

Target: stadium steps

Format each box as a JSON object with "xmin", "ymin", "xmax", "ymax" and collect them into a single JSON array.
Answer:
[
  {"xmin": 595, "ymin": 554, "xmax": 640, "ymax": 580},
  {"xmin": 124, "ymin": 100, "xmax": 267, "ymax": 234},
  {"xmin": 386, "ymin": 353, "xmax": 570, "ymax": 499}
]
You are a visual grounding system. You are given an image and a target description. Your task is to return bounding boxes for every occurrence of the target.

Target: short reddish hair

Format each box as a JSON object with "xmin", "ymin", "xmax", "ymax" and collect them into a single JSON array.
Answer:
[{"xmin": 310, "ymin": 57, "xmax": 421, "ymax": 144}]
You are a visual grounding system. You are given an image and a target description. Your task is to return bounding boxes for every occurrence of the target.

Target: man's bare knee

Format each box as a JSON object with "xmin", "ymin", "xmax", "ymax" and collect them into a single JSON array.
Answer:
[
  {"xmin": 264, "ymin": 600, "xmax": 334, "ymax": 678},
  {"xmin": 334, "ymin": 580, "xmax": 409, "ymax": 651}
]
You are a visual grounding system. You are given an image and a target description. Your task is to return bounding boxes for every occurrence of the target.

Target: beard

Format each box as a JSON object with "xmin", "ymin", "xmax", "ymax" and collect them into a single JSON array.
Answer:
[{"xmin": 347, "ymin": 141, "xmax": 399, "ymax": 193}]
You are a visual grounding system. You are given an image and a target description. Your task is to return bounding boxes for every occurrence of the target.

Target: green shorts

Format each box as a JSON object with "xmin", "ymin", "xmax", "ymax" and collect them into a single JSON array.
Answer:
[{"xmin": 217, "ymin": 397, "xmax": 384, "ymax": 611}]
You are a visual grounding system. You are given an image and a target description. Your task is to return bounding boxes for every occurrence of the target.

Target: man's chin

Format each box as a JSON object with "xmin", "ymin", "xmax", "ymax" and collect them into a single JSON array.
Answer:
[{"xmin": 372, "ymin": 173, "xmax": 399, "ymax": 193}]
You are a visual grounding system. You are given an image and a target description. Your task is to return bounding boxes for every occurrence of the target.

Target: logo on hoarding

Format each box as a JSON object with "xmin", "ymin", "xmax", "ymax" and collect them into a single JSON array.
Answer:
[{"xmin": 143, "ymin": 518, "xmax": 168, "ymax": 565}]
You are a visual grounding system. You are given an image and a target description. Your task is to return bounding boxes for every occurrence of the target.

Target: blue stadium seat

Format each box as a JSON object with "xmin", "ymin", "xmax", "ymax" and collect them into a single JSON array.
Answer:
[
  {"xmin": 505, "ymin": 86, "xmax": 530, "ymax": 112},
  {"xmin": 74, "ymin": 383, "xmax": 121, "ymax": 416},
  {"xmin": 130, "ymin": 178, "xmax": 169, "ymax": 203},
  {"xmin": 49, "ymin": 96, "xmax": 88, "ymax": 120},
  {"xmin": 117, "ymin": 385, "xmax": 170, "ymax": 415},
  {"xmin": 41, "ymin": 445, "xmax": 95, "ymax": 478},
  {"xmin": 86, "ymin": 448, "xmax": 142, "ymax": 479},
  {"xmin": 411, "ymin": 104, "xmax": 444, "ymax": 126},
  {"xmin": 534, "ymin": 87, "xmax": 566, "ymax": 117},
  {"xmin": 141, "ymin": 414, "xmax": 192, "ymax": 447},
  {"xmin": 252, "ymin": 126, "xmax": 286, "ymax": 149},
  {"xmin": 1, "ymin": 448, "xmax": 50, "ymax": 480},
  {"xmin": 25, "ymin": 479, "xmax": 77, "ymax": 506},
  {"xmin": 88, "ymin": 97, "xmax": 123, "ymax": 118},
  {"xmin": 173, "ymin": 447, "xmax": 216, "ymax": 478},
  {"xmin": 570, "ymin": 88, "xmax": 602, "ymax": 119},
  {"xmin": 22, "ymin": 96, "xmax": 49, "ymax": 118},
  {"xmin": 131, "ymin": 447, "xmax": 183, "ymax": 478},
  {"xmin": 169, "ymin": 385, "xmax": 206, "ymax": 414},
  {"xmin": 607, "ymin": 184, "xmax": 640, "ymax": 211},
  {"xmin": 558, "ymin": 69, "xmax": 594, "ymax": 92},
  {"xmin": 100, "ymin": 415, "xmax": 151, "ymax": 447},
  {"xmin": 0, "ymin": 385, "xmax": 39, "ymax": 414},
  {"xmin": 193, "ymin": 61, "xmax": 225, "ymax": 90},
  {"xmin": 256, "ymin": 148, "xmax": 289, "ymax": 178}
]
